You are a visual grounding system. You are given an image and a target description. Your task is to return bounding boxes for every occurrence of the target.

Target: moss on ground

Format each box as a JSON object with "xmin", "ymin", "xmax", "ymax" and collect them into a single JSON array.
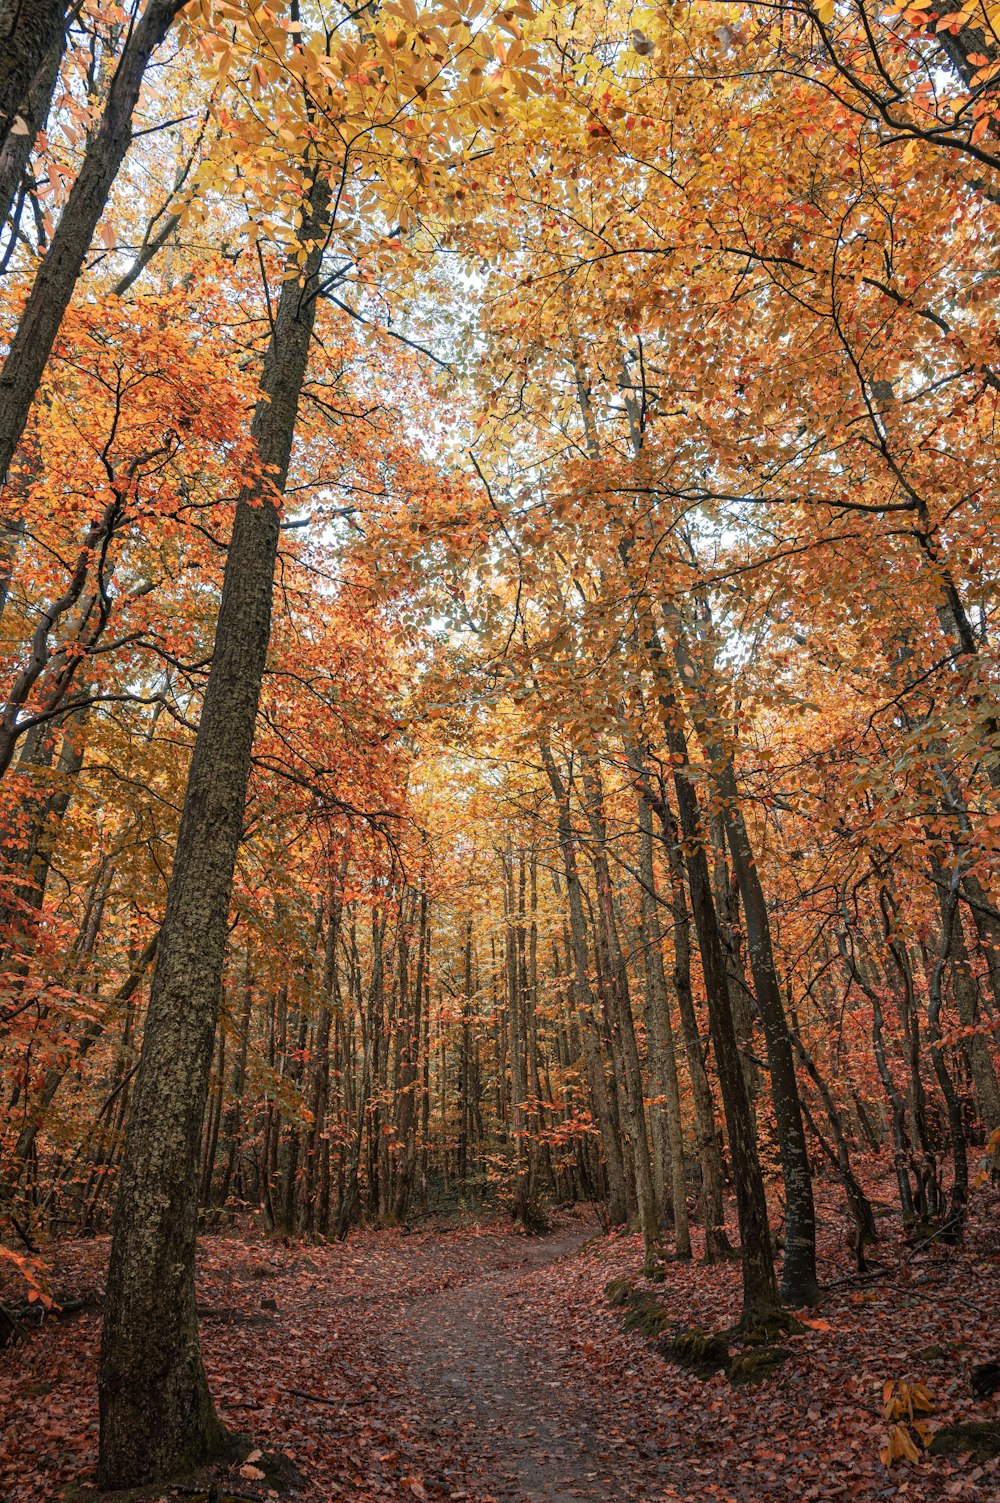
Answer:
[
  {"xmin": 739, "ymin": 1310, "xmax": 803, "ymax": 1345},
  {"xmin": 621, "ymin": 1296, "xmax": 671, "ymax": 1338},
  {"xmin": 665, "ymin": 1328, "xmax": 731, "ymax": 1376},
  {"xmin": 604, "ymin": 1276, "xmax": 635, "ymax": 1308},
  {"xmin": 727, "ymin": 1346, "xmax": 791, "ymax": 1384},
  {"xmin": 610, "ymin": 1277, "xmax": 796, "ymax": 1387},
  {"xmin": 929, "ymin": 1422, "xmax": 1000, "ymax": 1462}
]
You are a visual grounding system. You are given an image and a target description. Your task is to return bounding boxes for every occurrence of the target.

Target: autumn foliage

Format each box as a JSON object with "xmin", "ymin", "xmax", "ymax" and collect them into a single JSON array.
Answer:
[{"xmin": 0, "ymin": 0, "xmax": 999, "ymax": 1495}]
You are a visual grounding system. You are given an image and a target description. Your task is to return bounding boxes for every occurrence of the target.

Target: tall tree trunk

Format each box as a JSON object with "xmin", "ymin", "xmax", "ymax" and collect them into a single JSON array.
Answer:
[
  {"xmin": 457, "ymin": 920, "xmax": 473, "ymax": 1184},
  {"xmin": 97, "ymin": 172, "xmax": 332, "ymax": 1489},
  {"xmin": 392, "ymin": 890, "xmax": 427, "ymax": 1221},
  {"xmin": 933, "ymin": 865, "xmax": 1000, "ymax": 1132},
  {"xmin": 927, "ymin": 867, "xmax": 969, "ymax": 1236},
  {"xmin": 0, "ymin": 0, "xmax": 63, "ymax": 157},
  {"xmin": 0, "ymin": 30, "xmax": 62, "ymax": 228},
  {"xmin": 304, "ymin": 879, "xmax": 345, "ymax": 1232},
  {"xmin": 505, "ymin": 846, "xmax": 532, "ymax": 1223},
  {"xmin": 631, "ymin": 765, "xmax": 690, "ymax": 1257},
  {"xmin": 645, "ymin": 641, "xmax": 780, "ymax": 1322},
  {"xmin": 787, "ymin": 1015, "xmax": 877, "ymax": 1267},
  {"xmin": 540, "ymin": 743, "xmax": 629, "ymax": 1224},
  {"xmin": 838, "ymin": 924, "xmax": 917, "ymax": 1221},
  {"xmin": 581, "ymin": 759, "xmax": 660, "ymax": 1268},
  {"xmin": 338, "ymin": 908, "xmax": 384, "ymax": 1238},
  {"xmin": 635, "ymin": 761, "xmax": 732, "ymax": 1261},
  {"xmin": 667, "ymin": 620, "xmax": 819, "ymax": 1304},
  {"xmin": 212, "ymin": 965, "xmax": 254, "ymax": 1224}
]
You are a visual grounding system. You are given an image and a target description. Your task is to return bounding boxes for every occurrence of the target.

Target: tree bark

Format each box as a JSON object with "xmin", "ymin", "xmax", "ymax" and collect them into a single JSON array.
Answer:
[
  {"xmin": 580, "ymin": 759, "xmax": 660, "ymax": 1267},
  {"xmin": 634, "ymin": 754, "xmax": 733, "ymax": 1261},
  {"xmin": 0, "ymin": 29, "xmax": 62, "ymax": 228},
  {"xmin": 540, "ymin": 742, "xmax": 629, "ymax": 1224},
  {"xmin": 97, "ymin": 172, "xmax": 331, "ymax": 1488},
  {"xmin": 666, "ymin": 619, "xmax": 819, "ymax": 1303},
  {"xmin": 645, "ymin": 639, "xmax": 779, "ymax": 1322},
  {"xmin": 631, "ymin": 766, "xmax": 691, "ymax": 1256},
  {"xmin": 0, "ymin": 0, "xmax": 63, "ymax": 157}
]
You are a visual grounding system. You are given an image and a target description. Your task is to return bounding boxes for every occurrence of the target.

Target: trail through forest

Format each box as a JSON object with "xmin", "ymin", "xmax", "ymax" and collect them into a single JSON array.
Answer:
[
  {"xmin": 3, "ymin": 1197, "xmax": 1000, "ymax": 1503},
  {"xmin": 387, "ymin": 1218, "xmax": 639, "ymax": 1503}
]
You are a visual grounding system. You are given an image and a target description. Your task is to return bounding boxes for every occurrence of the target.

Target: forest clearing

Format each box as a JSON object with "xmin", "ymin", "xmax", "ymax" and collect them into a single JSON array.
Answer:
[{"xmin": 1, "ymin": 0, "xmax": 1000, "ymax": 1498}]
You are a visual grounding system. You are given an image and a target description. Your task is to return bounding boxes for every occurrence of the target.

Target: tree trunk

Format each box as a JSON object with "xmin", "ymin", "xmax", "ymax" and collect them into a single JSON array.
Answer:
[
  {"xmin": 631, "ymin": 767, "xmax": 691, "ymax": 1256},
  {"xmin": 581, "ymin": 760, "xmax": 660, "ymax": 1268},
  {"xmin": 0, "ymin": 30, "xmax": 62, "ymax": 228},
  {"xmin": 636, "ymin": 762, "xmax": 733, "ymax": 1261},
  {"xmin": 0, "ymin": 0, "xmax": 63, "ymax": 157},
  {"xmin": 667, "ymin": 620, "xmax": 819, "ymax": 1304},
  {"xmin": 540, "ymin": 743, "xmax": 629, "ymax": 1224},
  {"xmin": 97, "ymin": 172, "xmax": 331, "ymax": 1489},
  {"xmin": 0, "ymin": 0, "xmax": 186, "ymax": 488},
  {"xmin": 645, "ymin": 639, "xmax": 780, "ymax": 1322}
]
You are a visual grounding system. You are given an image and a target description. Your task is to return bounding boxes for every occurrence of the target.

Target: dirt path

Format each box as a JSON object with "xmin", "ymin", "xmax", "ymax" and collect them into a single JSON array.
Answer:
[
  {"xmin": 383, "ymin": 1221, "xmax": 665, "ymax": 1503},
  {"xmin": 5, "ymin": 1202, "xmax": 998, "ymax": 1503}
]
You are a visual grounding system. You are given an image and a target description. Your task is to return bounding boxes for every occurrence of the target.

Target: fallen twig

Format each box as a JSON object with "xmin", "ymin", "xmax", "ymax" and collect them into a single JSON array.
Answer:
[{"xmin": 281, "ymin": 1385, "xmax": 341, "ymax": 1406}]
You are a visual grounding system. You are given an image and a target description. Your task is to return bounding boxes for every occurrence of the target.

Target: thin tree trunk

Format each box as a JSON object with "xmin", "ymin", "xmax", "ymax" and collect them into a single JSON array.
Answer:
[
  {"xmin": 631, "ymin": 768, "xmax": 691, "ymax": 1257},
  {"xmin": 667, "ymin": 619, "xmax": 819, "ymax": 1304},
  {"xmin": 0, "ymin": 0, "xmax": 186, "ymax": 488},
  {"xmin": 581, "ymin": 760, "xmax": 660, "ymax": 1268},
  {"xmin": 645, "ymin": 640, "xmax": 780, "ymax": 1323},
  {"xmin": 636, "ymin": 763, "xmax": 733, "ymax": 1262},
  {"xmin": 540, "ymin": 743, "xmax": 629, "ymax": 1224}
]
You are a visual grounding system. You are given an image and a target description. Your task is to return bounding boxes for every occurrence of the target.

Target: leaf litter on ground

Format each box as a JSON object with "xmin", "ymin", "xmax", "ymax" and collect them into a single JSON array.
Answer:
[{"xmin": 1, "ymin": 1185, "xmax": 998, "ymax": 1503}]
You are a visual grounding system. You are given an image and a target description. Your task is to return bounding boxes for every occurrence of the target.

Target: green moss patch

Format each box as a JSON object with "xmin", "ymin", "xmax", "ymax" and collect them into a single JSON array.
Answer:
[
  {"xmin": 728, "ymin": 1346, "xmax": 791, "ymax": 1385},
  {"xmin": 604, "ymin": 1276, "xmax": 635, "ymax": 1308},
  {"xmin": 665, "ymin": 1327, "xmax": 731, "ymax": 1376},
  {"xmin": 740, "ymin": 1310, "xmax": 803, "ymax": 1344},
  {"xmin": 621, "ymin": 1296, "xmax": 671, "ymax": 1338},
  {"xmin": 929, "ymin": 1422, "xmax": 1000, "ymax": 1462}
]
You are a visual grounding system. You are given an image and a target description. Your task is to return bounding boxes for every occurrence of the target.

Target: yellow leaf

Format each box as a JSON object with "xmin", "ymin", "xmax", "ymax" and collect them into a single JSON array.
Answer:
[{"xmin": 896, "ymin": 1425, "xmax": 921, "ymax": 1464}]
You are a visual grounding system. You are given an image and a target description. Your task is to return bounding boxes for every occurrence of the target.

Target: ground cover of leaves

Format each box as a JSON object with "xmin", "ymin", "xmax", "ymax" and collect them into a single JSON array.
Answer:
[{"xmin": 1, "ymin": 1185, "xmax": 998, "ymax": 1503}]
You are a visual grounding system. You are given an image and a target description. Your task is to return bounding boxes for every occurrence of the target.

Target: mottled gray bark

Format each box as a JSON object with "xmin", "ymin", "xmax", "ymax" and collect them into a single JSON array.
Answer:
[
  {"xmin": 667, "ymin": 621, "xmax": 818, "ymax": 1304},
  {"xmin": 941, "ymin": 885, "xmax": 1000, "ymax": 1132},
  {"xmin": 641, "ymin": 769, "xmax": 732, "ymax": 1261},
  {"xmin": 0, "ymin": 0, "xmax": 62, "ymax": 155},
  {"xmin": 927, "ymin": 869, "xmax": 969, "ymax": 1235},
  {"xmin": 647, "ymin": 641, "xmax": 779, "ymax": 1322},
  {"xmin": 97, "ymin": 174, "xmax": 331, "ymax": 1488},
  {"xmin": 581, "ymin": 760, "xmax": 660, "ymax": 1267},
  {"xmin": 632, "ymin": 773, "xmax": 690, "ymax": 1256},
  {"xmin": 0, "ymin": 31, "xmax": 61, "ymax": 228}
]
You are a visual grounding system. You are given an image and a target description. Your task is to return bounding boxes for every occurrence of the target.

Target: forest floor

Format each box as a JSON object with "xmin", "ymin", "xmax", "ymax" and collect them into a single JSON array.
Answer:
[{"xmin": 2, "ymin": 1183, "xmax": 1000, "ymax": 1503}]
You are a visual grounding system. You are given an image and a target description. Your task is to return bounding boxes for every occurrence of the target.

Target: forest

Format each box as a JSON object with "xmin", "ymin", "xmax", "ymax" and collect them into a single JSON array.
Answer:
[{"xmin": 0, "ymin": 0, "xmax": 999, "ymax": 1499}]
